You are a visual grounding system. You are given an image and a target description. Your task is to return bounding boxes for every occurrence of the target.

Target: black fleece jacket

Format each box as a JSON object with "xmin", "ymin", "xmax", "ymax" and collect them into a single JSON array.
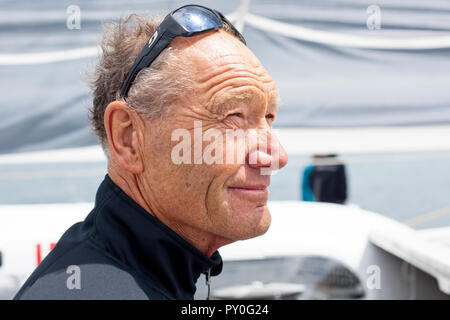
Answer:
[{"xmin": 14, "ymin": 175, "xmax": 223, "ymax": 300}]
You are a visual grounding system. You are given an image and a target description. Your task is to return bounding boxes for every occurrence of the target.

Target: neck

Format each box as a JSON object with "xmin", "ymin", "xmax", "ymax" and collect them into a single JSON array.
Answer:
[{"xmin": 107, "ymin": 163, "xmax": 231, "ymax": 257}]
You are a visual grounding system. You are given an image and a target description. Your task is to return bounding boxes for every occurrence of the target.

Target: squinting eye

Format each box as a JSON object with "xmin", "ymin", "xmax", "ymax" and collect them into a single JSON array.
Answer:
[
  {"xmin": 266, "ymin": 113, "xmax": 275, "ymax": 120},
  {"xmin": 227, "ymin": 112, "xmax": 243, "ymax": 118}
]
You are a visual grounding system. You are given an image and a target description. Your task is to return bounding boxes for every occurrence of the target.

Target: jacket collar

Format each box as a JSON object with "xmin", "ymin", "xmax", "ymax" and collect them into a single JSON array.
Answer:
[{"xmin": 88, "ymin": 174, "xmax": 223, "ymax": 299}]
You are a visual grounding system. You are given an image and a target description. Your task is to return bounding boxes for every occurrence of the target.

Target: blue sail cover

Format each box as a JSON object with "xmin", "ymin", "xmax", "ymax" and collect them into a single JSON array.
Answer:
[{"xmin": 1, "ymin": 0, "xmax": 450, "ymax": 154}]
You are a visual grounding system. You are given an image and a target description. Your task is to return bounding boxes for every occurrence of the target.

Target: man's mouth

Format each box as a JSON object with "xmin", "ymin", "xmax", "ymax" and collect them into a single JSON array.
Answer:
[{"xmin": 227, "ymin": 184, "xmax": 270, "ymax": 202}]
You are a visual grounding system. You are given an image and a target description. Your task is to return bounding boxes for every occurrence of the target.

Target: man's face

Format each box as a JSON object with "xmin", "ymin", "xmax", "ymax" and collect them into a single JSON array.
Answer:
[{"xmin": 137, "ymin": 30, "xmax": 288, "ymax": 244}]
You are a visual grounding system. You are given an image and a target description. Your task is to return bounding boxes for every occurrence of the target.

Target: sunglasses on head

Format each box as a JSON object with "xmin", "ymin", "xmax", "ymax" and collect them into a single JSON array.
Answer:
[{"xmin": 120, "ymin": 4, "xmax": 246, "ymax": 98}]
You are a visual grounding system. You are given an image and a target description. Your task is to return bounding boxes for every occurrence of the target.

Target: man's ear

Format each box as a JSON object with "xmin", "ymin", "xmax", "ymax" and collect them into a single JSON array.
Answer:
[{"xmin": 104, "ymin": 101, "xmax": 144, "ymax": 174}]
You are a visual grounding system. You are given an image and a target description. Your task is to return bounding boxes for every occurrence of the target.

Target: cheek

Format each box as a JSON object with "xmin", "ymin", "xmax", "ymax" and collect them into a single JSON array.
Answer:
[
  {"xmin": 142, "ymin": 120, "xmax": 252, "ymax": 223},
  {"xmin": 202, "ymin": 164, "xmax": 235, "ymax": 207},
  {"xmin": 223, "ymin": 131, "xmax": 248, "ymax": 166},
  {"xmin": 202, "ymin": 137, "xmax": 253, "ymax": 215},
  {"xmin": 164, "ymin": 163, "xmax": 233, "ymax": 230}
]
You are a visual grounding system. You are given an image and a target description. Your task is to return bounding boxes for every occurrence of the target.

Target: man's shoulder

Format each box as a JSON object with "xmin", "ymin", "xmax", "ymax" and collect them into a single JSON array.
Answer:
[
  {"xmin": 14, "ymin": 240, "xmax": 170, "ymax": 300},
  {"xmin": 14, "ymin": 222, "xmax": 168, "ymax": 300},
  {"xmin": 15, "ymin": 262, "xmax": 151, "ymax": 300}
]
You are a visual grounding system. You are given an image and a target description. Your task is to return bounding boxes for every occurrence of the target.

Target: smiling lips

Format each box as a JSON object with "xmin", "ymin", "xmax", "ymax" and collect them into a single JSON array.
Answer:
[{"xmin": 228, "ymin": 184, "xmax": 270, "ymax": 202}]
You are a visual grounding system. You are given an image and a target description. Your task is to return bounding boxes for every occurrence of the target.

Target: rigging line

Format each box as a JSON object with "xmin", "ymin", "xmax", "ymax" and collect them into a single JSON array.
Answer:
[
  {"xmin": 404, "ymin": 205, "xmax": 450, "ymax": 227},
  {"xmin": 234, "ymin": 0, "xmax": 251, "ymax": 34},
  {"xmin": 0, "ymin": 46, "xmax": 100, "ymax": 65},
  {"xmin": 244, "ymin": 13, "xmax": 450, "ymax": 50},
  {"xmin": 0, "ymin": 168, "xmax": 107, "ymax": 181},
  {"xmin": 3, "ymin": 10, "xmax": 450, "ymax": 65}
]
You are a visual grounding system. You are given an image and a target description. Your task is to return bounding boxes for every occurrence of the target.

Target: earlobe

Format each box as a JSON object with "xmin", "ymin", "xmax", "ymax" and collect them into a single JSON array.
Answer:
[{"xmin": 104, "ymin": 101, "xmax": 143, "ymax": 174}]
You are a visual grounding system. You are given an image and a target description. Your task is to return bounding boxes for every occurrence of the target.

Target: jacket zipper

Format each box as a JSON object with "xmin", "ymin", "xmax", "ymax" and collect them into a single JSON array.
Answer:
[{"xmin": 205, "ymin": 268, "xmax": 211, "ymax": 300}]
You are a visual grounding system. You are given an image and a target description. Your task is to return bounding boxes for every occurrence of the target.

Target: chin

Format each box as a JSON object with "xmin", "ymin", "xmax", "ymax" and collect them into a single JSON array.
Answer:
[
  {"xmin": 229, "ymin": 205, "xmax": 272, "ymax": 241},
  {"xmin": 253, "ymin": 206, "xmax": 272, "ymax": 236}
]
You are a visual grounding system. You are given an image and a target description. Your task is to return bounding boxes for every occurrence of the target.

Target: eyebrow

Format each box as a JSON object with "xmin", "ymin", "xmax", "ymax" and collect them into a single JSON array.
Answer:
[
  {"xmin": 210, "ymin": 92, "xmax": 254, "ymax": 115},
  {"xmin": 210, "ymin": 91, "xmax": 281, "ymax": 115}
]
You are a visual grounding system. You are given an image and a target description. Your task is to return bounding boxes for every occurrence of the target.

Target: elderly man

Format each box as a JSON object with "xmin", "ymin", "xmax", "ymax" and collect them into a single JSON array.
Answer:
[{"xmin": 14, "ymin": 5, "xmax": 287, "ymax": 300}]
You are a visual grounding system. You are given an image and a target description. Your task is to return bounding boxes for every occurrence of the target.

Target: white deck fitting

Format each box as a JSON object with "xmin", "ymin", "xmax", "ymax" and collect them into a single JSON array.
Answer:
[{"xmin": 370, "ymin": 225, "xmax": 450, "ymax": 294}]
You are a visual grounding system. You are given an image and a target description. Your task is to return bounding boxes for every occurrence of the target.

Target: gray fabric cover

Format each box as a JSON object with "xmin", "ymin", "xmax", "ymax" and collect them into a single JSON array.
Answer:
[{"xmin": 1, "ymin": 0, "xmax": 449, "ymax": 153}]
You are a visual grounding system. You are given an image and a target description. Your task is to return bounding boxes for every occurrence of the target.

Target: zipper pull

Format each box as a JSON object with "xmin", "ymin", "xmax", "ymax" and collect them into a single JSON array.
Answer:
[{"xmin": 205, "ymin": 268, "xmax": 211, "ymax": 300}]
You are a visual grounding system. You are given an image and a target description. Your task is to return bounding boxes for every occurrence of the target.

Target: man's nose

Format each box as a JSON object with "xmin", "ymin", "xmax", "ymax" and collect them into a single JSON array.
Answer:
[{"xmin": 247, "ymin": 129, "xmax": 288, "ymax": 171}]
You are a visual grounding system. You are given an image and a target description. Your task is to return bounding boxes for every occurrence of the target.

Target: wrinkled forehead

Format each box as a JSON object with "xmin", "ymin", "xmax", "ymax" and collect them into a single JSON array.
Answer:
[{"xmin": 171, "ymin": 30, "xmax": 279, "ymax": 105}]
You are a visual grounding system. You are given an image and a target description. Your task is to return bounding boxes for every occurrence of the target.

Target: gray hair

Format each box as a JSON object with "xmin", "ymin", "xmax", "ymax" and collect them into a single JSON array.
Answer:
[
  {"xmin": 87, "ymin": 14, "xmax": 192, "ymax": 153},
  {"xmin": 87, "ymin": 13, "xmax": 240, "ymax": 154}
]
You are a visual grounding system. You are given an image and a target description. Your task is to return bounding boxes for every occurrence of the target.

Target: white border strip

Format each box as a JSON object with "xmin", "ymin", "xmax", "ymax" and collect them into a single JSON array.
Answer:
[
  {"xmin": 2, "ymin": 126, "xmax": 450, "ymax": 164},
  {"xmin": 0, "ymin": 146, "xmax": 106, "ymax": 164},
  {"xmin": 0, "ymin": 46, "xmax": 99, "ymax": 65}
]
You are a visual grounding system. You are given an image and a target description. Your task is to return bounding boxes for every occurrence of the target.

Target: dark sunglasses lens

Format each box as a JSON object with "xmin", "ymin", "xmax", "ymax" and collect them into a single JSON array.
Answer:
[{"xmin": 172, "ymin": 6, "xmax": 221, "ymax": 32}]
